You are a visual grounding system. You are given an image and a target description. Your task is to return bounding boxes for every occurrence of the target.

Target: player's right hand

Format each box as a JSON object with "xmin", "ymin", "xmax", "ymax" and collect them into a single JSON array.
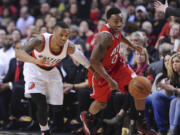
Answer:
[
  {"xmin": 108, "ymin": 79, "xmax": 119, "ymax": 90},
  {"xmin": 35, "ymin": 58, "xmax": 46, "ymax": 65}
]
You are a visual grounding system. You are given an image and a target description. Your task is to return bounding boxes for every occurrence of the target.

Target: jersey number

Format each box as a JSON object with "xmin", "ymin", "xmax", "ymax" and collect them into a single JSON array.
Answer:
[{"xmin": 111, "ymin": 54, "xmax": 118, "ymax": 64}]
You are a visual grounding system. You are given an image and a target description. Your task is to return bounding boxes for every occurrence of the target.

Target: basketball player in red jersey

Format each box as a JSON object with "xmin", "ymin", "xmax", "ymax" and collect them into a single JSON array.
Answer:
[
  {"xmin": 80, "ymin": 7, "xmax": 142, "ymax": 135},
  {"xmin": 15, "ymin": 22, "xmax": 95, "ymax": 135}
]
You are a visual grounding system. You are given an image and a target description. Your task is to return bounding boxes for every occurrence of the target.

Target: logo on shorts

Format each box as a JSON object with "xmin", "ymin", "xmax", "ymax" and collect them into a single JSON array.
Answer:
[{"xmin": 28, "ymin": 82, "xmax": 35, "ymax": 90}]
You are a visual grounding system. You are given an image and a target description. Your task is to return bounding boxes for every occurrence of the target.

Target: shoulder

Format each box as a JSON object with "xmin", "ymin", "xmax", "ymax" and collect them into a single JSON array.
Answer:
[
  {"xmin": 21, "ymin": 35, "xmax": 44, "ymax": 53},
  {"xmin": 97, "ymin": 31, "xmax": 113, "ymax": 46},
  {"xmin": 29, "ymin": 36, "xmax": 44, "ymax": 44}
]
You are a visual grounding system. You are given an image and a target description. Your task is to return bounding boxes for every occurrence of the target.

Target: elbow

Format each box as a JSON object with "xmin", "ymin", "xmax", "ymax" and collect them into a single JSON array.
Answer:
[{"xmin": 90, "ymin": 58, "xmax": 98, "ymax": 67}]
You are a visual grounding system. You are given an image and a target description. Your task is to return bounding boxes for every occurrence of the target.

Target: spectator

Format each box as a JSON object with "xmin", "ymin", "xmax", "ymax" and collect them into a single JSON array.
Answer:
[
  {"xmin": 69, "ymin": 3, "xmax": 80, "ymax": 25},
  {"xmin": 69, "ymin": 25, "xmax": 86, "ymax": 52},
  {"xmin": 134, "ymin": 5, "xmax": 148, "ymax": 27},
  {"xmin": 150, "ymin": 42, "xmax": 173, "ymax": 76},
  {"xmin": 0, "ymin": 42, "xmax": 26, "ymax": 130},
  {"xmin": 141, "ymin": 21, "xmax": 157, "ymax": 46},
  {"xmin": 128, "ymin": 31, "xmax": 145, "ymax": 65},
  {"xmin": 155, "ymin": 23, "xmax": 180, "ymax": 50},
  {"xmin": 0, "ymin": 29, "xmax": 6, "ymax": 48},
  {"xmin": 126, "ymin": 3, "xmax": 136, "ymax": 22},
  {"xmin": 12, "ymin": 29, "xmax": 22, "ymax": 45},
  {"xmin": 16, "ymin": 6, "xmax": 35, "ymax": 35},
  {"xmin": 7, "ymin": 21, "xmax": 16, "ymax": 34},
  {"xmin": 90, "ymin": 0, "xmax": 100, "ymax": 25},
  {"xmin": 0, "ymin": 7, "xmax": 13, "ymax": 22},
  {"xmin": 34, "ymin": 18, "xmax": 44, "ymax": 32},
  {"xmin": 158, "ymin": 53, "xmax": 180, "ymax": 135},
  {"xmin": 139, "ymin": 29, "xmax": 159, "ymax": 62},
  {"xmin": 0, "ymin": 0, "xmax": 17, "ymax": 19},
  {"xmin": 57, "ymin": 45, "xmax": 91, "ymax": 133},
  {"xmin": 0, "ymin": 35, "xmax": 15, "ymax": 78},
  {"xmin": 79, "ymin": 20, "xmax": 94, "ymax": 42},
  {"xmin": 46, "ymin": 17, "xmax": 56, "ymax": 33},
  {"xmin": 40, "ymin": 2, "xmax": 50, "ymax": 18},
  {"xmin": 40, "ymin": 26, "xmax": 48, "ymax": 34},
  {"xmin": 154, "ymin": 0, "xmax": 180, "ymax": 17},
  {"xmin": 145, "ymin": 52, "xmax": 174, "ymax": 135}
]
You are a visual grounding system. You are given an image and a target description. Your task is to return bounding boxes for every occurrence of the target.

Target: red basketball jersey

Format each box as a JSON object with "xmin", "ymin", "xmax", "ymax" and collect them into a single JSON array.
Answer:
[
  {"xmin": 89, "ymin": 24, "xmax": 135, "ymax": 102},
  {"xmin": 88, "ymin": 24, "xmax": 125, "ymax": 87},
  {"xmin": 94, "ymin": 24, "xmax": 124, "ymax": 73},
  {"xmin": 92, "ymin": 24, "xmax": 125, "ymax": 73}
]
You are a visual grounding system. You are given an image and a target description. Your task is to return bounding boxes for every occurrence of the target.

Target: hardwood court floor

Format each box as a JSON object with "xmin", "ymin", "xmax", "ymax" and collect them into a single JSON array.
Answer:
[{"xmin": 0, "ymin": 130, "xmax": 73, "ymax": 135}]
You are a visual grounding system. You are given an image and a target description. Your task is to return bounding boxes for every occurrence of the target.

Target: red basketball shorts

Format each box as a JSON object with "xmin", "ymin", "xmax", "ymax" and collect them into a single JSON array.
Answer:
[{"xmin": 90, "ymin": 64, "xmax": 136, "ymax": 102}]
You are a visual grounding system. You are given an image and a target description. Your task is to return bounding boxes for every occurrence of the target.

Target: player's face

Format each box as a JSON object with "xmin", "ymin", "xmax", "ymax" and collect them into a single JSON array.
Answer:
[
  {"xmin": 54, "ymin": 27, "xmax": 69, "ymax": 46},
  {"xmin": 108, "ymin": 14, "xmax": 123, "ymax": 33}
]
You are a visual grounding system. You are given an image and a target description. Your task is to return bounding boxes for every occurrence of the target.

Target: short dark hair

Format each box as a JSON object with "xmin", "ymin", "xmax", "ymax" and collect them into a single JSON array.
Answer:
[
  {"xmin": 106, "ymin": 7, "xmax": 121, "ymax": 20},
  {"xmin": 55, "ymin": 21, "xmax": 69, "ymax": 29}
]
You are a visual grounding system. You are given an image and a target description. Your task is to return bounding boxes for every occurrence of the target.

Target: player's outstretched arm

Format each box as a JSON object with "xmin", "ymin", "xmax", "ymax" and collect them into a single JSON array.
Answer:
[
  {"xmin": 15, "ymin": 36, "xmax": 45, "ymax": 65},
  {"xmin": 90, "ymin": 32, "xmax": 118, "ymax": 90},
  {"xmin": 68, "ymin": 42, "xmax": 90, "ymax": 69},
  {"xmin": 121, "ymin": 35, "xmax": 142, "ymax": 53}
]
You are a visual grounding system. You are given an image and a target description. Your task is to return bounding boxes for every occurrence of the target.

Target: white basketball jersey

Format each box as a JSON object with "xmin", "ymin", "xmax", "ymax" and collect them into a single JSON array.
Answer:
[{"xmin": 32, "ymin": 33, "xmax": 69, "ymax": 68}]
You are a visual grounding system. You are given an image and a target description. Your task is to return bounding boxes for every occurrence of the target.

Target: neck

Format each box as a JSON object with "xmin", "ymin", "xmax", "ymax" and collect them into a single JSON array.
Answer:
[
  {"xmin": 51, "ymin": 36, "xmax": 60, "ymax": 48},
  {"xmin": 137, "ymin": 63, "xmax": 141, "ymax": 68}
]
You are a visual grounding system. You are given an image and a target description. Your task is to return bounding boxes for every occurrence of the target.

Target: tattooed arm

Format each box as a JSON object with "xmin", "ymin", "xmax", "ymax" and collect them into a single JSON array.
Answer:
[
  {"xmin": 15, "ymin": 36, "xmax": 45, "ymax": 65},
  {"xmin": 90, "ymin": 32, "xmax": 119, "ymax": 90}
]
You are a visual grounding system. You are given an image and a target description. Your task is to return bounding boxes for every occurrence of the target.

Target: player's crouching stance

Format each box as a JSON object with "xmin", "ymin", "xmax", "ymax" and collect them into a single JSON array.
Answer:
[{"xmin": 15, "ymin": 22, "xmax": 95, "ymax": 135}]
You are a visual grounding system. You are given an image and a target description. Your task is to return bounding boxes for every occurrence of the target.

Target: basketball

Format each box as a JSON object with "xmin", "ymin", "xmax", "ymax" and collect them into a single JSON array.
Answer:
[{"xmin": 128, "ymin": 76, "xmax": 152, "ymax": 99}]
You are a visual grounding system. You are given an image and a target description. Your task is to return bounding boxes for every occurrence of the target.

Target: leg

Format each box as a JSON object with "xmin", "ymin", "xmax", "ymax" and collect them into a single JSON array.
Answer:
[
  {"xmin": 103, "ymin": 92, "xmax": 131, "ymax": 125},
  {"xmin": 78, "ymin": 88, "xmax": 93, "ymax": 114},
  {"xmin": 151, "ymin": 91, "xmax": 172, "ymax": 132},
  {"xmin": 169, "ymin": 98, "xmax": 177, "ymax": 130},
  {"xmin": 89, "ymin": 100, "xmax": 107, "ymax": 115},
  {"xmin": 31, "ymin": 93, "xmax": 49, "ymax": 131},
  {"xmin": 173, "ymin": 99, "xmax": 180, "ymax": 133},
  {"xmin": 0, "ymin": 90, "xmax": 11, "ymax": 125},
  {"xmin": 169, "ymin": 98, "xmax": 180, "ymax": 132},
  {"xmin": 145, "ymin": 94, "xmax": 153, "ymax": 128},
  {"xmin": 80, "ymin": 100, "xmax": 106, "ymax": 135},
  {"xmin": 11, "ymin": 84, "xmax": 25, "ymax": 119}
]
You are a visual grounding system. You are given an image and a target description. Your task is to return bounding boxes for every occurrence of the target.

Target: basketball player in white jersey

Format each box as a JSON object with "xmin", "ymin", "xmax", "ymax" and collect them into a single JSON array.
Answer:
[{"xmin": 15, "ymin": 22, "xmax": 94, "ymax": 135}]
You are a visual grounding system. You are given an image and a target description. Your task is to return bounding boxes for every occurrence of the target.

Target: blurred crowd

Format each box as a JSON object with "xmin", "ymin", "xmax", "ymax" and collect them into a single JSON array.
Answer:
[{"xmin": 0, "ymin": 0, "xmax": 180, "ymax": 135}]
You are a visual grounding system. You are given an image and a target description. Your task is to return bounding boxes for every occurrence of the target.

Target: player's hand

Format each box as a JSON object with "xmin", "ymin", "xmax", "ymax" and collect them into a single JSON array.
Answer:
[
  {"xmin": 154, "ymin": 0, "xmax": 168, "ymax": 13},
  {"xmin": 35, "ymin": 58, "xmax": 46, "ymax": 65},
  {"xmin": 134, "ymin": 45, "xmax": 142, "ymax": 53},
  {"xmin": 108, "ymin": 79, "xmax": 119, "ymax": 90}
]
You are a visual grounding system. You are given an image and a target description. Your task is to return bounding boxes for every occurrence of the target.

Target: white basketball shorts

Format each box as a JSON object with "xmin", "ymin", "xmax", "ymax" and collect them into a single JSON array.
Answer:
[{"xmin": 23, "ymin": 63, "xmax": 63, "ymax": 105}]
